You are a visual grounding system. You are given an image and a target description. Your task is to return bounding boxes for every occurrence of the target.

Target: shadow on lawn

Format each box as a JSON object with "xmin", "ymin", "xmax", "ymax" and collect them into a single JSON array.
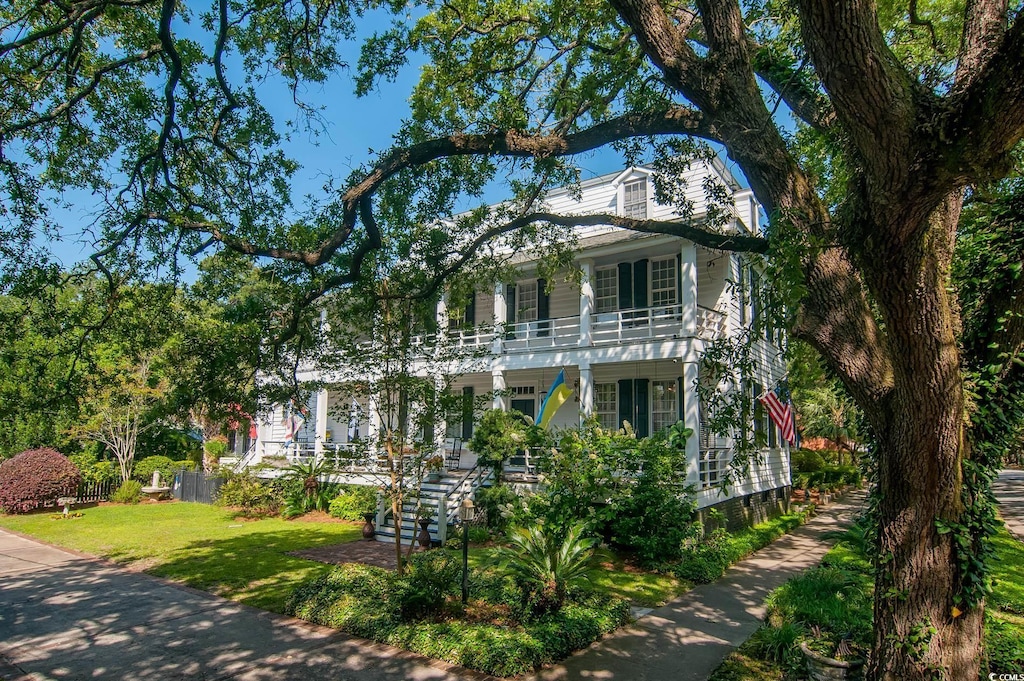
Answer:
[{"xmin": 127, "ymin": 525, "xmax": 363, "ymax": 611}]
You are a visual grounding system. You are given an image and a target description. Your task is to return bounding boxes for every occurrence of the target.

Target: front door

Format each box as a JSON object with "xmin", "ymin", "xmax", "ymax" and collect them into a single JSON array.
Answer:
[{"xmin": 510, "ymin": 398, "xmax": 536, "ymax": 423}]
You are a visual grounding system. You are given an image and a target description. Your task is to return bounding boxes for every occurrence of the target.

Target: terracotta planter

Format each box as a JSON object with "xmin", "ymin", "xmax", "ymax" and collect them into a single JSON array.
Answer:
[
  {"xmin": 417, "ymin": 518, "xmax": 432, "ymax": 549},
  {"xmin": 361, "ymin": 513, "xmax": 376, "ymax": 539},
  {"xmin": 800, "ymin": 642, "xmax": 864, "ymax": 681}
]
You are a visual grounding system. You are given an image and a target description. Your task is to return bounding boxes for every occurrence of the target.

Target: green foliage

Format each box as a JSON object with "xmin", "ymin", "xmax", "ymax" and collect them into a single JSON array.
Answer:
[
  {"xmin": 132, "ymin": 456, "xmax": 184, "ymax": 485},
  {"xmin": 286, "ymin": 561, "xmax": 630, "ymax": 677},
  {"xmin": 468, "ymin": 408, "xmax": 531, "ymax": 475},
  {"xmin": 791, "ymin": 449, "xmax": 826, "ymax": 473},
  {"xmin": 475, "ymin": 484, "xmax": 523, "ymax": 535},
  {"xmin": 327, "ymin": 485, "xmax": 378, "ymax": 521},
  {"xmin": 675, "ymin": 509, "xmax": 813, "ymax": 584},
  {"xmin": 399, "ymin": 550, "xmax": 463, "ymax": 619},
  {"xmin": 0, "ymin": 447, "xmax": 82, "ymax": 513},
  {"xmin": 502, "ymin": 522, "xmax": 597, "ymax": 614},
  {"xmin": 215, "ymin": 474, "xmax": 285, "ymax": 517},
  {"xmin": 136, "ymin": 427, "xmax": 201, "ymax": 463},
  {"xmin": 280, "ymin": 458, "xmax": 340, "ymax": 518},
  {"xmin": 68, "ymin": 449, "xmax": 121, "ymax": 485},
  {"xmin": 985, "ymin": 612, "xmax": 1024, "ymax": 672},
  {"xmin": 747, "ymin": 621, "xmax": 806, "ymax": 669},
  {"xmin": 110, "ymin": 480, "xmax": 143, "ymax": 504}
]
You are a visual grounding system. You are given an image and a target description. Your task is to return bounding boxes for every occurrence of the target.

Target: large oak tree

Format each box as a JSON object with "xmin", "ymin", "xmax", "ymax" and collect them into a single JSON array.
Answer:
[{"xmin": 3, "ymin": 0, "xmax": 1024, "ymax": 677}]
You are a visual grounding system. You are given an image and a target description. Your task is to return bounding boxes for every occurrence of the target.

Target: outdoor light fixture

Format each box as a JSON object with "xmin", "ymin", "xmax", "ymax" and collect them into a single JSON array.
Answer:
[{"xmin": 460, "ymin": 499, "xmax": 476, "ymax": 604}]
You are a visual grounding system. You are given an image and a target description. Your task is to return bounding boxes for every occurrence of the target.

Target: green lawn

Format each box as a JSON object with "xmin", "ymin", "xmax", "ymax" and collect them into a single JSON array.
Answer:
[{"xmin": 0, "ymin": 502, "xmax": 362, "ymax": 612}]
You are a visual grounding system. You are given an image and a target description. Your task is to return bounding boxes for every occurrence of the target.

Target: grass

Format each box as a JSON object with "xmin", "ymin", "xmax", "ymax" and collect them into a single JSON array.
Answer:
[{"xmin": 0, "ymin": 501, "xmax": 362, "ymax": 612}]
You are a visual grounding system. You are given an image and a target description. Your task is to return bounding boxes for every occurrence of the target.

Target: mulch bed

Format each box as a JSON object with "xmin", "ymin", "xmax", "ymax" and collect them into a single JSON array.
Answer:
[{"xmin": 291, "ymin": 538, "xmax": 427, "ymax": 570}]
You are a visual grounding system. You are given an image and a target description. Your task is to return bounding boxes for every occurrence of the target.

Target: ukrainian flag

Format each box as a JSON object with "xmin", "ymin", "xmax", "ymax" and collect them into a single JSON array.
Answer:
[{"xmin": 537, "ymin": 369, "xmax": 573, "ymax": 429}]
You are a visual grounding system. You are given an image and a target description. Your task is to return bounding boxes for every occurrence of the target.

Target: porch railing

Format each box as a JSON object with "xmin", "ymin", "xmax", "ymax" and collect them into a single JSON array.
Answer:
[{"xmin": 503, "ymin": 316, "xmax": 581, "ymax": 351}]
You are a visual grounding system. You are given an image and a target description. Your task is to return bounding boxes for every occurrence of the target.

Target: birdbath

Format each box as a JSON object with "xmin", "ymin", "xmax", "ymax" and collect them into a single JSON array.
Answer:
[{"xmin": 141, "ymin": 471, "xmax": 171, "ymax": 500}]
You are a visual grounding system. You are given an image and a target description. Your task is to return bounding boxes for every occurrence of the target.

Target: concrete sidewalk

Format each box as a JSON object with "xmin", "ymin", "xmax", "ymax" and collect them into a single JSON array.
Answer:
[
  {"xmin": 528, "ymin": 491, "xmax": 866, "ymax": 681},
  {"xmin": 1, "ymin": 493, "xmax": 863, "ymax": 681},
  {"xmin": 994, "ymin": 469, "xmax": 1024, "ymax": 539}
]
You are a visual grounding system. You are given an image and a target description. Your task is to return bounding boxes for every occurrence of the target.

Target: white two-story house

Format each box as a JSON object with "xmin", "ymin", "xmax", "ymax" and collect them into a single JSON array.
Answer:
[{"xmin": 253, "ymin": 158, "xmax": 791, "ymax": 527}]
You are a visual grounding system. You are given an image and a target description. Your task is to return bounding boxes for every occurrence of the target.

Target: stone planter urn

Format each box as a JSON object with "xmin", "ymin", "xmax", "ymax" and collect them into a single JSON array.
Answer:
[
  {"xmin": 361, "ymin": 513, "xmax": 376, "ymax": 539},
  {"xmin": 417, "ymin": 518, "xmax": 432, "ymax": 549},
  {"xmin": 800, "ymin": 642, "xmax": 864, "ymax": 681}
]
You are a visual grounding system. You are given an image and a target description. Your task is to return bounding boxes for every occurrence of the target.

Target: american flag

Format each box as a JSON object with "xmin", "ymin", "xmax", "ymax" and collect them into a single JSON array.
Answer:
[{"xmin": 759, "ymin": 386, "xmax": 795, "ymax": 445}]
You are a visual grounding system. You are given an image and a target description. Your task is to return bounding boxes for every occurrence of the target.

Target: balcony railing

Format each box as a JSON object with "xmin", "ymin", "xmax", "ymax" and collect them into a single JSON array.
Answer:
[
  {"xmin": 503, "ymin": 316, "xmax": 582, "ymax": 351},
  {"xmin": 399, "ymin": 304, "xmax": 726, "ymax": 359}
]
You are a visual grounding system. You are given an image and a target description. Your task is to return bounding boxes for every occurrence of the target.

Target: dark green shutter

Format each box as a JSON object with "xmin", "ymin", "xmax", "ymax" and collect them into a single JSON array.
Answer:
[
  {"xmin": 634, "ymin": 378, "xmax": 649, "ymax": 437},
  {"xmin": 537, "ymin": 278, "xmax": 550, "ymax": 337},
  {"xmin": 617, "ymin": 380, "xmax": 633, "ymax": 432},
  {"xmin": 633, "ymin": 259, "xmax": 648, "ymax": 309},
  {"xmin": 617, "ymin": 262, "xmax": 632, "ymax": 310},
  {"xmin": 505, "ymin": 284, "xmax": 516, "ymax": 339},
  {"xmin": 676, "ymin": 253, "xmax": 683, "ymax": 306},
  {"xmin": 677, "ymin": 376, "xmax": 684, "ymax": 423},
  {"xmin": 461, "ymin": 387, "xmax": 474, "ymax": 440}
]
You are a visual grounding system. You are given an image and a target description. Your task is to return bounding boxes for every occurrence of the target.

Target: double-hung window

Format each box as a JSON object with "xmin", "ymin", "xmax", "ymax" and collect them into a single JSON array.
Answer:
[
  {"xmin": 651, "ymin": 380, "xmax": 678, "ymax": 432},
  {"xmin": 594, "ymin": 268, "xmax": 618, "ymax": 313},
  {"xmin": 622, "ymin": 179, "xmax": 648, "ymax": 219},
  {"xmin": 650, "ymin": 257, "xmax": 677, "ymax": 310},
  {"xmin": 595, "ymin": 383, "xmax": 618, "ymax": 430}
]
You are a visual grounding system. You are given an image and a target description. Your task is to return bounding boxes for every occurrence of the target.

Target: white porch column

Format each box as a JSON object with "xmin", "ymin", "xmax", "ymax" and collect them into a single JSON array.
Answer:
[
  {"xmin": 493, "ymin": 281, "xmax": 506, "ymax": 355},
  {"xmin": 436, "ymin": 293, "xmax": 449, "ymax": 336},
  {"xmin": 578, "ymin": 361, "xmax": 594, "ymax": 422},
  {"xmin": 367, "ymin": 393, "xmax": 381, "ymax": 449},
  {"xmin": 314, "ymin": 389, "xmax": 329, "ymax": 457},
  {"xmin": 434, "ymin": 375, "xmax": 447, "ymax": 455},
  {"xmin": 492, "ymin": 368, "xmax": 507, "ymax": 410},
  {"xmin": 680, "ymin": 242, "xmax": 697, "ymax": 336},
  {"xmin": 681, "ymin": 347, "xmax": 701, "ymax": 486},
  {"xmin": 579, "ymin": 258, "xmax": 594, "ymax": 347}
]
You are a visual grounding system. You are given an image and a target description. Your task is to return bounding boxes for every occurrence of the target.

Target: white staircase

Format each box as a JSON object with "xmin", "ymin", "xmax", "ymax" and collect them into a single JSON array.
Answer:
[{"xmin": 374, "ymin": 466, "xmax": 492, "ymax": 546}]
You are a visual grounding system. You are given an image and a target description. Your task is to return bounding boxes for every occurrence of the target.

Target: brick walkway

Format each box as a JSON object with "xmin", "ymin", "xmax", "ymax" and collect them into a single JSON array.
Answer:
[{"xmin": 290, "ymin": 538, "xmax": 409, "ymax": 569}]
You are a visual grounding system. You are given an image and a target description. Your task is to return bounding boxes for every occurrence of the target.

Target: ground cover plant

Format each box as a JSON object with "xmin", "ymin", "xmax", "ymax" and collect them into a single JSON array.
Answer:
[
  {"xmin": 708, "ymin": 521, "xmax": 1024, "ymax": 680},
  {"xmin": 0, "ymin": 502, "xmax": 361, "ymax": 612},
  {"xmin": 286, "ymin": 524, "xmax": 631, "ymax": 677}
]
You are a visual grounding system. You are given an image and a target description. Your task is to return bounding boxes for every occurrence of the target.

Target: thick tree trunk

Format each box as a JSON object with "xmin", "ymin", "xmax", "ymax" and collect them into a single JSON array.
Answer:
[{"xmin": 861, "ymin": 195, "xmax": 983, "ymax": 680}]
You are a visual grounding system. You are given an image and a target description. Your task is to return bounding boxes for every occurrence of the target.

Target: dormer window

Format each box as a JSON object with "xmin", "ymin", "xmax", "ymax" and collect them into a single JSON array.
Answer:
[{"xmin": 622, "ymin": 178, "xmax": 648, "ymax": 219}]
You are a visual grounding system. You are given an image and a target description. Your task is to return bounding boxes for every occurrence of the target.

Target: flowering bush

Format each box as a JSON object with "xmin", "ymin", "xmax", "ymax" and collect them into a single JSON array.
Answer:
[{"xmin": 0, "ymin": 448, "xmax": 82, "ymax": 513}]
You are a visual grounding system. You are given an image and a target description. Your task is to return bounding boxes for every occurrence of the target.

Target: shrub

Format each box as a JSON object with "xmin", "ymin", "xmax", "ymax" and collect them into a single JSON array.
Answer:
[
  {"xmin": 215, "ymin": 474, "xmax": 284, "ymax": 516},
  {"xmin": 397, "ymin": 550, "xmax": 462, "ymax": 619},
  {"xmin": 203, "ymin": 436, "xmax": 229, "ymax": 470},
  {"xmin": 0, "ymin": 447, "xmax": 82, "ymax": 513},
  {"xmin": 791, "ymin": 449, "xmax": 826, "ymax": 473},
  {"xmin": 68, "ymin": 450, "xmax": 121, "ymax": 485},
  {"xmin": 110, "ymin": 479, "xmax": 143, "ymax": 504},
  {"xmin": 674, "ymin": 528, "xmax": 733, "ymax": 583},
  {"xmin": 503, "ymin": 522, "xmax": 597, "ymax": 614},
  {"xmin": 327, "ymin": 484, "xmax": 378, "ymax": 521},
  {"xmin": 475, "ymin": 484, "xmax": 523, "ymax": 535},
  {"xmin": 133, "ymin": 455, "xmax": 183, "ymax": 485},
  {"xmin": 747, "ymin": 621, "xmax": 806, "ymax": 666},
  {"xmin": 764, "ymin": 566, "xmax": 873, "ymax": 647},
  {"xmin": 610, "ymin": 480, "xmax": 698, "ymax": 566},
  {"xmin": 986, "ymin": 612, "xmax": 1024, "ymax": 673}
]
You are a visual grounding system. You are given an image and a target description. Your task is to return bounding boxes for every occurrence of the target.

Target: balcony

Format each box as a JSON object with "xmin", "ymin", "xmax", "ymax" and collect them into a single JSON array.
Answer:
[{"xmin": 503, "ymin": 316, "xmax": 582, "ymax": 351}]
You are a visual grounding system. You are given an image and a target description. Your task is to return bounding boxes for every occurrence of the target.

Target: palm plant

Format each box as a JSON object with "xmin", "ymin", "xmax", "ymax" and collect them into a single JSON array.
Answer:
[{"xmin": 502, "ymin": 522, "xmax": 597, "ymax": 613}]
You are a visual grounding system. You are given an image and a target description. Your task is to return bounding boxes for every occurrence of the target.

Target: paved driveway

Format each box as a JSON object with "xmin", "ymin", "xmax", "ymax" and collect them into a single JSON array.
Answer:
[{"xmin": 0, "ymin": 529, "xmax": 487, "ymax": 681}]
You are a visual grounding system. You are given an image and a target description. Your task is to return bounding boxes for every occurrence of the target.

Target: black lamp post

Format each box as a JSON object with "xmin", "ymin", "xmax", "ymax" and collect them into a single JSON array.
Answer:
[{"xmin": 459, "ymin": 498, "xmax": 476, "ymax": 604}]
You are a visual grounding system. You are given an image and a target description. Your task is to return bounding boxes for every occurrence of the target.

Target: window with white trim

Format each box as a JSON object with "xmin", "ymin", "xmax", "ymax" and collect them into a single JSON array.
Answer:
[
  {"xmin": 594, "ymin": 268, "xmax": 618, "ymax": 313},
  {"xmin": 447, "ymin": 306, "xmax": 468, "ymax": 331},
  {"xmin": 622, "ymin": 178, "xmax": 648, "ymax": 219},
  {"xmin": 595, "ymin": 383, "xmax": 618, "ymax": 430},
  {"xmin": 650, "ymin": 257, "xmax": 677, "ymax": 307},
  {"xmin": 517, "ymin": 281, "xmax": 538, "ymax": 322},
  {"xmin": 651, "ymin": 380, "xmax": 678, "ymax": 432}
]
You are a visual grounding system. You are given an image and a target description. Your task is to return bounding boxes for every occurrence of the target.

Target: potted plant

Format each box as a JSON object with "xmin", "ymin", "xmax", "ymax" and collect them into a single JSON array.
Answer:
[
  {"xmin": 416, "ymin": 503, "xmax": 436, "ymax": 549},
  {"xmin": 800, "ymin": 637, "xmax": 865, "ymax": 681},
  {"xmin": 424, "ymin": 455, "xmax": 444, "ymax": 483}
]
